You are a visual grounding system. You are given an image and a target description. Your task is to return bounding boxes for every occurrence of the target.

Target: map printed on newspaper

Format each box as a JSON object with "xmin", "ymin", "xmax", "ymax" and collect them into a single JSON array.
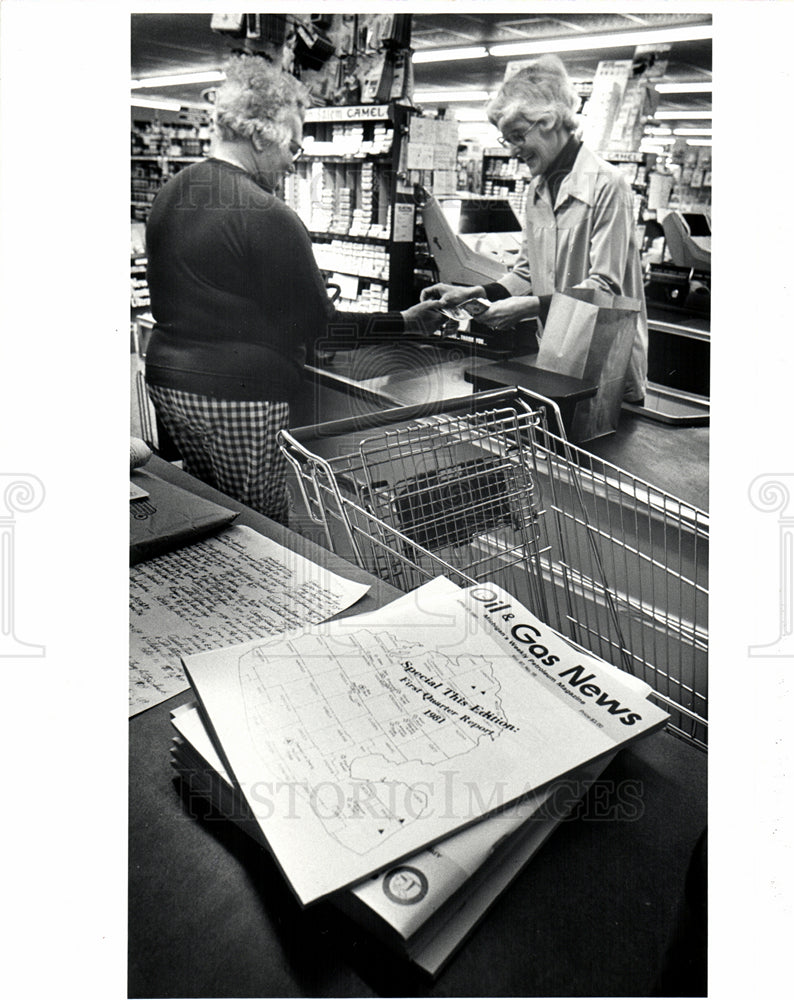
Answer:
[{"xmin": 184, "ymin": 583, "xmax": 669, "ymax": 905}]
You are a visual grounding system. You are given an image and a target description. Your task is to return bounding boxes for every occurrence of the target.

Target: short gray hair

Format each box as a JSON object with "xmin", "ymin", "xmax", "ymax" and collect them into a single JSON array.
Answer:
[
  {"xmin": 213, "ymin": 53, "xmax": 310, "ymax": 146},
  {"xmin": 487, "ymin": 54, "xmax": 579, "ymax": 132}
]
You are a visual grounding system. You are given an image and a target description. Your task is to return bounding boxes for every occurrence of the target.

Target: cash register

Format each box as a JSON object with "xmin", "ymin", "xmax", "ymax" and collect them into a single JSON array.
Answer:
[
  {"xmin": 644, "ymin": 210, "xmax": 711, "ymax": 316},
  {"xmin": 419, "ymin": 189, "xmax": 600, "ymax": 439},
  {"xmin": 418, "ymin": 189, "xmax": 535, "ymax": 357}
]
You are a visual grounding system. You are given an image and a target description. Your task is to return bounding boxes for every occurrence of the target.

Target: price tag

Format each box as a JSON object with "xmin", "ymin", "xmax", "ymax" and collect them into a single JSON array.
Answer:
[{"xmin": 393, "ymin": 202, "xmax": 415, "ymax": 242}]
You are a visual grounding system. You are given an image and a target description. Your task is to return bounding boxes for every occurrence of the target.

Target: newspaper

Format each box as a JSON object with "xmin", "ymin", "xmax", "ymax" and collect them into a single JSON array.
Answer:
[
  {"xmin": 129, "ymin": 524, "xmax": 370, "ymax": 715},
  {"xmin": 184, "ymin": 582, "xmax": 668, "ymax": 904},
  {"xmin": 171, "ymin": 699, "xmax": 613, "ymax": 975}
]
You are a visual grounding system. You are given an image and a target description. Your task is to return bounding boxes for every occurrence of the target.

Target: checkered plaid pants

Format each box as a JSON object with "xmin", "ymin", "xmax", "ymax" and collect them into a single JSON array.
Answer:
[{"xmin": 146, "ymin": 383, "xmax": 291, "ymax": 524}]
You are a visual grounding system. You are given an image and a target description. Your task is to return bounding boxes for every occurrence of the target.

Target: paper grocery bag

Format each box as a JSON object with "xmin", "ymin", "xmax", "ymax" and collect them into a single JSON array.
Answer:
[{"xmin": 536, "ymin": 288, "xmax": 640, "ymax": 440}]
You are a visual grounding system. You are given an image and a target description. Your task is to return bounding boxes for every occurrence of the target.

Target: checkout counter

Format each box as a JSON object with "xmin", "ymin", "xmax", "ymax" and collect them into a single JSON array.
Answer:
[
  {"xmin": 418, "ymin": 191, "xmax": 711, "ymax": 430},
  {"xmin": 644, "ymin": 210, "xmax": 711, "ymax": 401},
  {"xmin": 129, "ymin": 457, "xmax": 707, "ymax": 997},
  {"xmin": 299, "ymin": 339, "xmax": 709, "ymax": 512},
  {"xmin": 299, "ymin": 202, "xmax": 712, "ymax": 507}
]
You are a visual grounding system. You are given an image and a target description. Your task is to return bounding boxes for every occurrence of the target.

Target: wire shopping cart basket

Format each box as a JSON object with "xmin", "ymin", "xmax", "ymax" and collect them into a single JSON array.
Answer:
[{"xmin": 279, "ymin": 388, "xmax": 708, "ymax": 751}]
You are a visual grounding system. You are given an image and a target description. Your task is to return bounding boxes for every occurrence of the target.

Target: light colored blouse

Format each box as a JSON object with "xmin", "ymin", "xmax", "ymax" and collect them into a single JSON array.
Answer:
[{"xmin": 498, "ymin": 142, "xmax": 648, "ymax": 401}]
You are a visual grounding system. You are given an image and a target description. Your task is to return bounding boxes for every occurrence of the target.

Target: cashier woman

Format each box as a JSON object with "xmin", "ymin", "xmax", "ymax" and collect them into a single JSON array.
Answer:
[
  {"xmin": 145, "ymin": 54, "xmax": 444, "ymax": 525},
  {"xmin": 422, "ymin": 54, "xmax": 648, "ymax": 405}
]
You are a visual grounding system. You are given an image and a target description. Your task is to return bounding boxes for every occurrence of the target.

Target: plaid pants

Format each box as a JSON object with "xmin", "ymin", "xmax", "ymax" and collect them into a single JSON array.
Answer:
[{"xmin": 146, "ymin": 383, "xmax": 291, "ymax": 524}]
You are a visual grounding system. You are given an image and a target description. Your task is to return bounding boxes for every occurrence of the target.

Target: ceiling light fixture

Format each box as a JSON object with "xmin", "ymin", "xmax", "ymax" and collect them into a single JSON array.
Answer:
[
  {"xmin": 655, "ymin": 110, "xmax": 712, "ymax": 120},
  {"xmin": 646, "ymin": 127, "xmax": 673, "ymax": 136},
  {"xmin": 673, "ymin": 128, "xmax": 713, "ymax": 136},
  {"xmin": 654, "ymin": 81, "xmax": 712, "ymax": 93},
  {"xmin": 686, "ymin": 139, "xmax": 713, "ymax": 146},
  {"xmin": 412, "ymin": 46, "xmax": 488, "ymax": 64},
  {"xmin": 413, "ymin": 90, "xmax": 491, "ymax": 104},
  {"xmin": 131, "ymin": 70, "xmax": 225, "ymax": 89},
  {"xmin": 131, "ymin": 97, "xmax": 183, "ymax": 112},
  {"xmin": 488, "ymin": 23, "xmax": 712, "ymax": 58},
  {"xmin": 446, "ymin": 108, "xmax": 498, "ymax": 122}
]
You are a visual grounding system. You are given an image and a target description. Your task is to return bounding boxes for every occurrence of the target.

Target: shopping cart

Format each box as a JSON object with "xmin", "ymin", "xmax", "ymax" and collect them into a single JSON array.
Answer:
[{"xmin": 279, "ymin": 388, "xmax": 708, "ymax": 750}]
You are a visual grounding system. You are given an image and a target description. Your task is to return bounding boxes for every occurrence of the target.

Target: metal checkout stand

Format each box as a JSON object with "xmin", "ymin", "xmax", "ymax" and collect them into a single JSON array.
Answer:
[{"xmin": 416, "ymin": 189, "xmax": 711, "ymax": 432}]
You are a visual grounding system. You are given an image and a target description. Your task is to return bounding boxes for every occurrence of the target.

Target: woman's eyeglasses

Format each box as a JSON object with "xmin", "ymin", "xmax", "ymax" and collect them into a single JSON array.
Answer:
[
  {"xmin": 497, "ymin": 118, "xmax": 543, "ymax": 149},
  {"xmin": 289, "ymin": 140, "xmax": 304, "ymax": 162}
]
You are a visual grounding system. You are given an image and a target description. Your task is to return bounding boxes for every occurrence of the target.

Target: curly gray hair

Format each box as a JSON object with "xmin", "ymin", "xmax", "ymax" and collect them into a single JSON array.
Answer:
[
  {"xmin": 213, "ymin": 53, "xmax": 310, "ymax": 147},
  {"xmin": 487, "ymin": 54, "xmax": 579, "ymax": 132}
]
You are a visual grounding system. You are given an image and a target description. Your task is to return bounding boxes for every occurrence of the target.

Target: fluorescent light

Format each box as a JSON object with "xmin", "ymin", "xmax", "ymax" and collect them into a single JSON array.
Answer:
[
  {"xmin": 131, "ymin": 70, "xmax": 225, "ymax": 89},
  {"xmin": 686, "ymin": 139, "xmax": 712, "ymax": 146},
  {"xmin": 131, "ymin": 97, "xmax": 182, "ymax": 112},
  {"xmin": 412, "ymin": 46, "xmax": 488, "ymax": 64},
  {"xmin": 449, "ymin": 108, "xmax": 496, "ymax": 122},
  {"xmin": 646, "ymin": 127, "xmax": 673, "ymax": 136},
  {"xmin": 655, "ymin": 110, "xmax": 712, "ymax": 120},
  {"xmin": 458, "ymin": 126, "xmax": 501, "ymax": 141},
  {"xmin": 655, "ymin": 81, "xmax": 712, "ymax": 94},
  {"xmin": 673, "ymin": 128, "xmax": 713, "ymax": 136},
  {"xmin": 414, "ymin": 90, "xmax": 490, "ymax": 104},
  {"xmin": 489, "ymin": 23, "xmax": 711, "ymax": 58}
]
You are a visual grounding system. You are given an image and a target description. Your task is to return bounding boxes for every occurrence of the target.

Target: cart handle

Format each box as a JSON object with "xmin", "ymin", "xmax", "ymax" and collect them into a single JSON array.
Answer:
[
  {"xmin": 284, "ymin": 386, "xmax": 563, "ymax": 443},
  {"xmin": 278, "ymin": 430, "xmax": 369, "ymax": 565}
]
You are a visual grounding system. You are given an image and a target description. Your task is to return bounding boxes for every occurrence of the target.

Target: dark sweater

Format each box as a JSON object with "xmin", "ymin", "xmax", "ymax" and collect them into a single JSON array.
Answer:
[{"xmin": 145, "ymin": 158, "xmax": 404, "ymax": 401}]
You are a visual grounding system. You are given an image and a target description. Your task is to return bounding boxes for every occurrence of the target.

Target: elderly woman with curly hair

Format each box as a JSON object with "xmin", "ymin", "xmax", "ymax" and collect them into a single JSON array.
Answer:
[
  {"xmin": 422, "ymin": 54, "xmax": 648, "ymax": 405},
  {"xmin": 145, "ymin": 54, "xmax": 443, "ymax": 524}
]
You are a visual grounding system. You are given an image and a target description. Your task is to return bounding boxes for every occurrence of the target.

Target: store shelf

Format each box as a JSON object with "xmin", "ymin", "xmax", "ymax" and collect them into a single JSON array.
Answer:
[
  {"xmin": 322, "ymin": 270, "xmax": 389, "ymax": 281},
  {"xmin": 284, "ymin": 102, "xmax": 417, "ymax": 312},
  {"xmin": 132, "ymin": 154, "xmax": 205, "ymax": 163},
  {"xmin": 481, "ymin": 145, "xmax": 651, "ymax": 225},
  {"xmin": 131, "ymin": 115, "xmax": 211, "ymax": 225},
  {"xmin": 300, "ymin": 152, "xmax": 391, "ymax": 163},
  {"xmin": 131, "ymin": 253, "xmax": 150, "ymax": 309},
  {"xmin": 309, "ymin": 231, "xmax": 389, "ymax": 243}
]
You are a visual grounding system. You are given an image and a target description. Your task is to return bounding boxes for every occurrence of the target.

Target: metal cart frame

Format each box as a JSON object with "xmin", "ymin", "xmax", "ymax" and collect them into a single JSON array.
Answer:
[{"xmin": 279, "ymin": 388, "xmax": 708, "ymax": 750}]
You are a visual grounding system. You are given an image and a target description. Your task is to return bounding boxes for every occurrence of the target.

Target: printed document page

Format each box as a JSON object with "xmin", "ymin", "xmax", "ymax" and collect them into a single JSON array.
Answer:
[
  {"xmin": 184, "ymin": 583, "xmax": 669, "ymax": 904},
  {"xmin": 129, "ymin": 524, "xmax": 369, "ymax": 715},
  {"xmin": 171, "ymin": 702, "xmax": 612, "ymax": 964}
]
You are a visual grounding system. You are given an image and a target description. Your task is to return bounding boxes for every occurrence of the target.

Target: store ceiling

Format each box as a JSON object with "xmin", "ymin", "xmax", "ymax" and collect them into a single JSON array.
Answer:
[{"xmin": 131, "ymin": 11, "xmax": 712, "ymax": 121}]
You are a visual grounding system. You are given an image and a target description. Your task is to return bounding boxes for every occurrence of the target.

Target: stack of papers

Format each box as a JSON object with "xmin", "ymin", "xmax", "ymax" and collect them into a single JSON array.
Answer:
[
  {"xmin": 175, "ymin": 578, "xmax": 668, "ymax": 974},
  {"xmin": 130, "ymin": 520, "xmax": 371, "ymax": 715},
  {"xmin": 171, "ymin": 698, "xmax": 613, "ymax": 977}
]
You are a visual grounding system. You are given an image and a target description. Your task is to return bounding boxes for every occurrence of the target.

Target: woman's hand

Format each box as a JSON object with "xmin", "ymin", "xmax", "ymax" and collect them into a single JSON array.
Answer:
[
  {"xmin": 478, "ymin": 296, "xmax": 540, "ymax": 330},
  {"xmin": 420, "ymin": 283, "xmax": 485, "ymax": 308},
  {"xmin": 401, "ymin": 299, "xmax": 447, "ymax": 334}
]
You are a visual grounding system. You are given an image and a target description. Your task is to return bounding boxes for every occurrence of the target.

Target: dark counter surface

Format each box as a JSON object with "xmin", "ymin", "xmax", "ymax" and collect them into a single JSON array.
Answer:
[
  {"xmin": 304, "ymin": 342, "xmax": 709, "ymax": 511},
  {"xmin": 129, "ymin": 458, "xmax": 707, "ymax": 998},
  {"xmin": 647, "ymin": 304, "xmax": 710, "ymax": 338}
]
